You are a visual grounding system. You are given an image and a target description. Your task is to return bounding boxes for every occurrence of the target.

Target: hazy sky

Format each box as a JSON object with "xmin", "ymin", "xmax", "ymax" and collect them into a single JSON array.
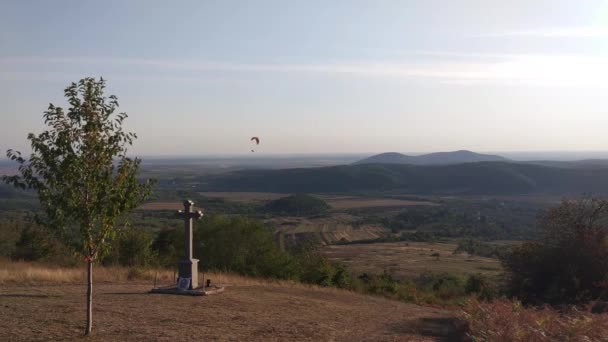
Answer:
[{"xmin": 2, "ymin": 0, "xmax": 608, "ymax": 156}]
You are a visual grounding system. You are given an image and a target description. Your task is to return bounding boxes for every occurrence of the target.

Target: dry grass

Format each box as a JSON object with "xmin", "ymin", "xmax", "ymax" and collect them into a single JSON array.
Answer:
[
  {"xmin": 0, "ymin": 259, "xmax": 174, "ymax": 285},
  {"xmin": 324, "ymin": 241, "xmax": 502, "ymax": 280},
  {"xmin": 0, "ymin": 259, "xmax": 348, "ymax": 293},
  {"xmin": 462, "ymin": 299, "xmax": 608, "ymax": 341},
  {"xmin": 0, "ymin": 260, "xmax": 463, "ymax": 341}
]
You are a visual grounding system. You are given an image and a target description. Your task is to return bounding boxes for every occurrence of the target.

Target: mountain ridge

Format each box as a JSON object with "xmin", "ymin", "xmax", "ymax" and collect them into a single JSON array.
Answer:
[{"xmin": 354, "ymin": 150, "xmax": 509, "ymax": 165}]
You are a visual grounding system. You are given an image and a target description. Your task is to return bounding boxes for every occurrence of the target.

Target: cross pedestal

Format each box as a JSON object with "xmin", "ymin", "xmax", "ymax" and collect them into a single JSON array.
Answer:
[{"xmin": 176, "ymin": 200, "xmax": 203, "ymax": 290}]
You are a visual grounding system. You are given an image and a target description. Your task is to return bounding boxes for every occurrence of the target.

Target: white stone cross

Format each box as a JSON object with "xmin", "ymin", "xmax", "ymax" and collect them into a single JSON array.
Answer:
[
  {"xmin": 176, "ymin": 200, "xmax": 204, "ymax": 260},
  {"xmin": 175, "ymin": 200, "xmax": 203, "ymax": 289}
]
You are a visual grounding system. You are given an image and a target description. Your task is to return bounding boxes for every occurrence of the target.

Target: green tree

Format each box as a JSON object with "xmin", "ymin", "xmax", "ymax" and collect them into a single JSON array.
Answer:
[
  {"xmin": 503, "ymin": 198, "xmax": 608, "ymax": 304},
  {"xmin": 3, "ymin": 78, "xmax": 154, "ymax": 335}
]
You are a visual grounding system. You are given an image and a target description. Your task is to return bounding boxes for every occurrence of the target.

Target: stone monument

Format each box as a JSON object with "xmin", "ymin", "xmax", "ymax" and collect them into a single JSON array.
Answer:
[
  {"xmin": 150, "ymin": 199, "xmax": 224, "ymax": 296},
  {"xmin": 176, "ymin": 200, "xmax": 203, "ymax": 289}
]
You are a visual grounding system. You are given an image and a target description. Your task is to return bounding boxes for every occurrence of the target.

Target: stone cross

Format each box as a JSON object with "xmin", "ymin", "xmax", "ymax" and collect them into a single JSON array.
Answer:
[{"xmin": 175, "ymin": 200, "xmax": 203, "ymax": 290}]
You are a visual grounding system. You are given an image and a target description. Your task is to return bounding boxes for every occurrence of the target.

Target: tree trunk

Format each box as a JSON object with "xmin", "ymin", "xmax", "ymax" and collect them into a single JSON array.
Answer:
[{"xmin": 85, "ymin": 259, "xmax": 93, "ymax": 335}]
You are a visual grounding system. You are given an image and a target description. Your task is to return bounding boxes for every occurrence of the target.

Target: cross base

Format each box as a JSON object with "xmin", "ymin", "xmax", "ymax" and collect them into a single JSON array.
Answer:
[
  {"xmin": 178, "ymin": 259, "xmax": 199, "ymax": 290},
  {"xmin": 149, "ymin": 284, "xmax": 225, "ymax": 296}
]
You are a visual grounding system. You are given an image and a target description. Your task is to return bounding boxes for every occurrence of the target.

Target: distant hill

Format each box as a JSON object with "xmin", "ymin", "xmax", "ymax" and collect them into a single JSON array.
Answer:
[
  {"xmin": 524, "ymin": 159, "xmax": 608, "ymax": 169},
  {"xmin": 354, "ymin": 150, "xmax": 508, "ymax": 165},
  {"xmin": 199, "ymin": 162, "xmax": 608, "ymax": 195}
]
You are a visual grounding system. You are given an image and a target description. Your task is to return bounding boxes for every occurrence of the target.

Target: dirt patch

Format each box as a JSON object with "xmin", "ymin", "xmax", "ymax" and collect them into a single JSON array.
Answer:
[{"xmin": 0, "ymin": 283, "xmax": 462, "ymax": 341}]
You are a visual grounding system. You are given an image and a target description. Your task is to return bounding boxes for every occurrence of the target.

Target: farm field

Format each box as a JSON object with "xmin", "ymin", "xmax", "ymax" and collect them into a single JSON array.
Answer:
[
  {"xmin": 138, "ymin": 201, "xmax": 204, "ymax": 211},
  {"xmin": 199, "ymin": 191, "xmax": 287, "ymax": 203},
  {"xmin": 324, "ymin": 197, "xmax": 437, "ymax": 210},
  {"xmin": 198, "ymin": 192, "xmax": 437, "ymax": 210},
  {"xmin": 324, "ymin": 241, "xmax": 502, "ymax": 280},
  {"xmin": 273, "ymin": 218, "xmax": 389, "ymax": 245}
]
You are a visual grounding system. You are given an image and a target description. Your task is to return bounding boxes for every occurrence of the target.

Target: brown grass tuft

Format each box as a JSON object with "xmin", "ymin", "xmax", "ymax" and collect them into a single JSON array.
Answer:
[{"xmin": 0, "ymin": 259, "xmax": 347, "ymax": 293}]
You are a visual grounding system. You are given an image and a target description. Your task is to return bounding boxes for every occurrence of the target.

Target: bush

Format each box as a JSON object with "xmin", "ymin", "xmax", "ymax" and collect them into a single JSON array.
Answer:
[
  {"xmin": 463, "ymin": 298, "xmax": 608, "ymax": 341},
  {"xmin": 0, "ymin": 221, "xmax": 23, "ymax": 259},
  {"xmin": 195, "ymin": 215, "xmax": 297, "ymax": 279},
  {"xmin": 118, "ymin": 229, "xmax": 155, "ymax": 267},
  {"xmin": 465, "ymin": 273, "xmax": 497, "ymax": 300},
  {"xmin": 416, "ymin": 273, "xmax": 466, "ymax": 301},
  {"xmin": 12, "ymin": 223, "xmax": 67, "ymax": 263},
  {"xmin": 453, "ymin": 238, "xmax": 510, "ymax": 259},
  {"xmin": 293, "ymin": 239, "xmax": 350, "ymax": 287},
  {"xmin": 264, "ymin": 194, "xmax": 330, "ymax": 217},
  {"xmin": 503, "ymin": 198, "xmax": 608, "ymax": 304}
]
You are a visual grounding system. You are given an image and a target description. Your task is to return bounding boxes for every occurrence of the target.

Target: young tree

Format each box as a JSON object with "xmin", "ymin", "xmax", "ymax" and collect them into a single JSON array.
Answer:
[{"xmin": 3, "ymin": 77, "xmax": 154, "ymax": 335}]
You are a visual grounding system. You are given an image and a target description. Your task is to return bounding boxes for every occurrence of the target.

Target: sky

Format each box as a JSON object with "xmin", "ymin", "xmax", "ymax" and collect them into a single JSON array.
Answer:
[{"xmin": 2, "ymin": 0, "xmax": 608, "ymax": 156}]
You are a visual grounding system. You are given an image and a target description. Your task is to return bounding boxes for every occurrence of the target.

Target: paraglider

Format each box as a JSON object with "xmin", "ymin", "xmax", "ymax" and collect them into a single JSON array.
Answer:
[{"xmin": 250, "ymin": 136, "xmax": 260, "ymax": 152}]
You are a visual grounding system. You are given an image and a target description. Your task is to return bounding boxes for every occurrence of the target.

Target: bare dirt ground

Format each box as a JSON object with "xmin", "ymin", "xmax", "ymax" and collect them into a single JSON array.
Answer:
[
  {"xmin": 0, "ymin": 283, "xmax": 464, "ymax": 342},
  {"xmin": 324, "ymin": 242, "xmax": 502, "ymax": 280}
]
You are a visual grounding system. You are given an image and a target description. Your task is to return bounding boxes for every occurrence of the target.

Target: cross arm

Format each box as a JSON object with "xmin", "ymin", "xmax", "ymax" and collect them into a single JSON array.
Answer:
[{"xmin": 176, "ymin": 210, "xmax": 204, "ymax": 220}]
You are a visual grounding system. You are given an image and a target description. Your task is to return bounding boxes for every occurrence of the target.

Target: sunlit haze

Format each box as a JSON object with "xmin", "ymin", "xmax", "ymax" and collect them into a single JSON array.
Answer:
[{"xmin": 2, "ymin": 0, "xmax": 608, "ymax": 156}]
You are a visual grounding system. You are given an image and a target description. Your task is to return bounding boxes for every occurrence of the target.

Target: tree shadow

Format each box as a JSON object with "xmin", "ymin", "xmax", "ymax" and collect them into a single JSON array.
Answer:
[
  {"xmin": 0, "ymin": 294, "xmax": 60, "ymax": 298},
  {"xmin": 103, "ymin": 292, "xmax": 148, "ymax": 296},
  {"xmin": 388, "ymin": 317, "xmax": 469, "ymax": 342}
]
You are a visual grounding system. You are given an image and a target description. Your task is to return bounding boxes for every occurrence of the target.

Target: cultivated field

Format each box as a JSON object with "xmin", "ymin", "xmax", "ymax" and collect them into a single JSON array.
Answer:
[
  {"xmin": 324, "ymin": 241, "xmax": 502, "ymax": 280},
  {"xmin": 199, "ymin": 192, "xmax": 287, "ymax": 203},
  {"xmin": 139, "ymin": 202, "xmax": 204, "ymax": 211},
  {"xmin": 324, "ymin": 197, "xmax": 437, "ymax": 210},
  {"xmin": 268, "ymin": 213, "xmax": 389, "ymax": 245},
  {"xmin": 0, "ymin": 262, "xmax": 463, "ymax": 341},
  {"xmin": 198, "ymin": 192, "xmax": 437, "ymax": 210}
]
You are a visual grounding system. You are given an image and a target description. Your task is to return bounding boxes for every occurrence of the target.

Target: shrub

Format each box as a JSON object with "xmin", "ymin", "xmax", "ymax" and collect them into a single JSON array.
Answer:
[
  {"xmin": 503, "ymin": 198, "xmax": 608, "ymax": 304},
  {"xmin": 12, "ymin": 223, "xmax": 68, "ymax": 263},
  {"xmin": 264, "ymin": 194, "xmax": 330, "ymax": 217},
  {"xmin": 465, "ymin": 273, "xmax": 498, "ymax": 300},
  {"xmin": 416, "ymin": 272, "xmax": 466, "ymax": 302},
  {"xmin": 463, "ymin": 298, "xmax": 608, "ymax": 341}
]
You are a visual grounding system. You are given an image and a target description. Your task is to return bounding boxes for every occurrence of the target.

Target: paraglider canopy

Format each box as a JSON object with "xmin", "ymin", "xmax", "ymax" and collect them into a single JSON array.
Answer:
[{"xmin": 250, "ymin": 136, "xmax": 260, "ymax": 152}]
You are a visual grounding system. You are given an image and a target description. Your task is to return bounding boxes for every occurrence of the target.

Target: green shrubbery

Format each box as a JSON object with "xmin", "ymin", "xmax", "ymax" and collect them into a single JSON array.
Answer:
[
  {"xmin": 264, "ymin": 194, "xmax": 330, "ymax": 217},
  {"xmin": 453, "ymin": 238, "xmax": 511, "ymax": 259},
  {"xmin": 352, "ymin": 271, "xmax": 495, "ymax": 305},
  {"xmin": 503, "ymin": 198, "xmax": 608, "ymax": 305}
]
